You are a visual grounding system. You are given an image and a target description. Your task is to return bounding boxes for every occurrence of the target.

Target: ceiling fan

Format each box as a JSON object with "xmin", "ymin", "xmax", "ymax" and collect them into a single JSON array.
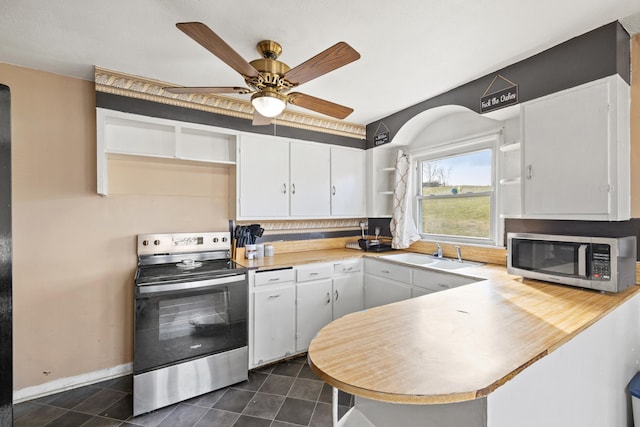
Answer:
[{"xmin": 163, "ymin": 22, "xmax": 361, "ymax": 125}]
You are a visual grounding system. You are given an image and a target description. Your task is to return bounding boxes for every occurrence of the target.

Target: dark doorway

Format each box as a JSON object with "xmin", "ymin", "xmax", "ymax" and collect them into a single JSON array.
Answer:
[{"xmin": 0, "ymin": 84, "xmax": 13, "ymax": 424}]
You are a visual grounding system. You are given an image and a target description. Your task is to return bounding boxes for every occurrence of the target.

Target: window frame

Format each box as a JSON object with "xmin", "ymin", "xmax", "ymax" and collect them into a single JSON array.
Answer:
[{"xmin": 412, "ymin": 133, "xmax": 501, "ymax": 246}]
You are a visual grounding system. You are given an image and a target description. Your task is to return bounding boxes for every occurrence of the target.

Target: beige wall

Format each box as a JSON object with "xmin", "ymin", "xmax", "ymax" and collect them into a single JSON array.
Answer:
[{"xmin": 3, "ymin": 63, "xmax": 231, "ymax": 390}]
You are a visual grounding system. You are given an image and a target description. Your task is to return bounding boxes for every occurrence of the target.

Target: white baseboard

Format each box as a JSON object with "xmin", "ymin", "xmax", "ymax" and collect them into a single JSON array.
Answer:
[{"xmin": 13, "ymin": 362, "xmax": 133, "ymax": 404}]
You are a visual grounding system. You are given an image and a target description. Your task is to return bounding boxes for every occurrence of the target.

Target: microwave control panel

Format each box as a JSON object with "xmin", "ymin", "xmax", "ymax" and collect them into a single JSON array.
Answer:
[{"xmin": 590, "ymin": 244, "xmax": 611, "ymax": 280}]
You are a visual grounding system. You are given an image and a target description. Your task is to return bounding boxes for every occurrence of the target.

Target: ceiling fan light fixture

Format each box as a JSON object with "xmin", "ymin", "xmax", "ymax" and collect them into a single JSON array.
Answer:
[{"xmin": 251, "ymin": 91, "xmax": 287, "ymax": 118}]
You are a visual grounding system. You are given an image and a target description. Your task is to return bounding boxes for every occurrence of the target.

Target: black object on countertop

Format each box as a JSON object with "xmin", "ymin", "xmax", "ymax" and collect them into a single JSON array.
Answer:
[
  {"xmin": 234, "ymin": 224, "xmax": 264, "ymax": 247},
  {"xmin": 358, "ymin": 239, "xmax": 395, "ymax": 252}
]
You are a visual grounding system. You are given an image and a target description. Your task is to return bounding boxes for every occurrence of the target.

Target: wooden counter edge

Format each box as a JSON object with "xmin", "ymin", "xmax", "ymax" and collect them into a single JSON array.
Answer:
[{"xmin": 307, "ymin": 283, "xmax": 640, "ymax": 405}]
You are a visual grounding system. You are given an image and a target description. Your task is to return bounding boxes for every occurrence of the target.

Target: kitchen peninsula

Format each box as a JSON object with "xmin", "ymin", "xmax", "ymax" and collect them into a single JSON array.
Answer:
[{"xmin": 308, "ymin": 263, "xmax": 640, "ymax": 427}]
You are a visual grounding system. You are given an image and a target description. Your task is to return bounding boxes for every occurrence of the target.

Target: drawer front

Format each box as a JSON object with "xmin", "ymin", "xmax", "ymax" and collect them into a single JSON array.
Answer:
[
  {"xmin": 255, "ymin": 268, "xmax": 295, "ymax": 286},
  {"xmin": 333, "ymin": 259, "xmax": 362, "ymax": 274},
  {"xmin": 296, "ymin": 263, "xmax": 333, "ymax": 283},
  {"xmin": 413, "ymin": 268, "xmax": 476, "ymax": 292},
  {"xmin": 364, "ymin": 258, "xmax": 412, "ymax": 283}
]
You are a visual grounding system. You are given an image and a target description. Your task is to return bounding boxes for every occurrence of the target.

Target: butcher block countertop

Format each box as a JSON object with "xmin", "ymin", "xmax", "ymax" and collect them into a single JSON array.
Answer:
[
  {"xmin": 238, "ymin": 248, "xmax": 370, "ymax": 270},
  {"xmin": 306, "ymin": 262, "xmax": 640, "ymax": 405}
]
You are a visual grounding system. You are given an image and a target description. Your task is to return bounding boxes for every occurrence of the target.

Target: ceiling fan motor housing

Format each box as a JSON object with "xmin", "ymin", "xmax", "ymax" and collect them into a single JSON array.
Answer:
[{"xmin": 247, "ymin": 40, "xmax": 292, "ymax": 94}]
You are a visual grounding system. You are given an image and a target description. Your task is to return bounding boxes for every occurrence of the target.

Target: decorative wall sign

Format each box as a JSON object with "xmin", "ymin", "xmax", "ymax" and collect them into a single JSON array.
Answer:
[
  {"xmin": 480, "ymin": 74, "xmax": 518, "ymax": 113},
  {"xmin": 373, "ymin": 122, "xmax": 391, "ymax": 146}
]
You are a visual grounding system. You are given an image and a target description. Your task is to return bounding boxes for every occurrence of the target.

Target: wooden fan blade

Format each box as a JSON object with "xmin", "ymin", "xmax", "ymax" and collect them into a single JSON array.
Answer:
[
  {"xmin": 252, "ymin": 110, "xmax": 272, "ymax": 126},
  {"xmin": 163, "ymin": 86, "xmax": 250, "ymax": 94},
  {"xmin": 284, "ymin": 42, "xmax": 360, "ymax": 86},
  {"xmin": 288, "ymin": 92, "xmax": 353, "ymax": 119},
  {"xmin": 176, "ymin": 22, "xmax": 260, "ymax": 78}
]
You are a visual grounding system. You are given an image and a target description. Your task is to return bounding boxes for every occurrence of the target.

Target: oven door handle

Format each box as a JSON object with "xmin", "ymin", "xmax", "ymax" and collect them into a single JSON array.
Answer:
[{"xmin": 137, "ymin": 273, "xmax": 247, "ymax": 294}]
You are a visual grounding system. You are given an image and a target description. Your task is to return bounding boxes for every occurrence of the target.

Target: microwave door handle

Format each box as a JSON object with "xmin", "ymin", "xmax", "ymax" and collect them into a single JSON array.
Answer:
[{"xmin": 578, "ymin": 244, "xmax": 588, "ymax": 277}]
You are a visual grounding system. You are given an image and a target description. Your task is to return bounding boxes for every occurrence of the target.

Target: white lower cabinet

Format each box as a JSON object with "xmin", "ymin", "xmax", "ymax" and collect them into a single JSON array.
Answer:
[
  {"xmin": 363, "ymin": 257, "xmax": 480, "ymax": 309},
  {"xmin": 364, "ymin": 274, "xmax": 412, "ymax": 309},
  {"xmin": 295, "ymin": 260, "xmax": 364, "ymax": 352},
  {"xmin": 252, "ymin": 271, "xmax": 296, "ymax": 367},
  {"xmin": 296, "ymin": 278, "xmax": 333, "ymax": 353},
  {"xmin": 333, "ymin": 274, "xmax": 364, "ymax": 319},
  {"xmin": 250, "ymin": 256, "xmax": 479, "ymax": 367}
]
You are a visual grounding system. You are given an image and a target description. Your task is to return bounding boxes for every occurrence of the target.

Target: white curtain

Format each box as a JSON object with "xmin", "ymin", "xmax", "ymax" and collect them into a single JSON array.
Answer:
[{"xmin": 390, "ymin": 149, "xmax": 421, "ymax": 249}]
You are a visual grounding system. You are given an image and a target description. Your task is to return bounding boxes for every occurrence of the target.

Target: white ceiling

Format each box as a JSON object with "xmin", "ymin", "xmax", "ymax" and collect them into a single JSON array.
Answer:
[{"xmin": 1, "ymin": 0, "xmax": 640, "ymax": 125}]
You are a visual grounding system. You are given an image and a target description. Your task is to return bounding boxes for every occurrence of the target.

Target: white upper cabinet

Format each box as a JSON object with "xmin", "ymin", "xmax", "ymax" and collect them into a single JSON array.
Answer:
[
  {"xmin": 520, "ymin": 75, "xmax": 630, "ymax": 220},
  {"xmin": 237, "ymin": 135, "xmax": 365, "ymax": 220},
  {"xmin": 237, "ymin": 133, "xmax": 290, "ymax": 218},
  {"xmin": 330, "ymin": 146, "xmax": 366, "ymax": 217},
  {"xmin": 290, "ymin": 142, "xmax": 331, "ymax": 217}
]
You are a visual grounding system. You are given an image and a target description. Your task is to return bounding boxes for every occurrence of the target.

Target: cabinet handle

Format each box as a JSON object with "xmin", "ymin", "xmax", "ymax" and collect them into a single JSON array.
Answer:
[
  {"xmin": 291, "ymin": 183, "xmax": 296, "ymax": 195},
  {"xmin": 268, "ymin": 278, "xmax": 280, "ymax": 282},
  {"xmin": 332, "ymin": 186, "xmax": 336, "ymax": 196},
  {"xmin": 282, "ymin": 183, "xmax": 287, "ymax": 194},
  {"xmin": 268, "ymin": 294, "xmax": 281, "ymax": 299},
  {"xmin": 309, "ymin": 272, "xmax": 318, "ymax": 276},
  {"xmin": 335, "ymin": 290, "xmax": 339, "ymax": 301},
  {"xmin": 381, "ymin": 269, "xmax": 391, "ymax": 274},
  {"xmin": 344, "ymin": 267, "xmax": 353, "ymax": 272},
  {"xmin": 438, "ymin": 283, "xmax": 450, "ymax": 289},
  {"xmin": 326, "ymin": 292, "xmax": 331, "ymax": 304},
  {"xmin": 526, "ymin": 165, "xmax": 533, "ymax": 180}
]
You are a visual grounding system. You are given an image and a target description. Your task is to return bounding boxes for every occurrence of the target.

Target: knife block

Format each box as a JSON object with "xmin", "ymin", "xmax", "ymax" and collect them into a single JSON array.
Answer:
[{"xmin": 233, "ymin": 247, "xmax": 245, "ymax": 261}]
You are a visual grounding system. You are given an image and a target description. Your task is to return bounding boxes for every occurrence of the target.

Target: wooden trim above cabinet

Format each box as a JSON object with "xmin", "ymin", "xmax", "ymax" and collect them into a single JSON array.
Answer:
[{"xmin": 95, "ymin": 67, "xmax": 365, "ymax": 140}]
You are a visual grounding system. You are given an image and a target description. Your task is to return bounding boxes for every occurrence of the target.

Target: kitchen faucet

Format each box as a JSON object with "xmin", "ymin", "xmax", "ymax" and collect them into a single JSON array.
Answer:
[
  {"xmin": 455, "ymin": 245, "xmax": 463, "ymax": 262},
  {"xmin": 434, "ymin": 243, "xmax": 443, "ymax": 258}
]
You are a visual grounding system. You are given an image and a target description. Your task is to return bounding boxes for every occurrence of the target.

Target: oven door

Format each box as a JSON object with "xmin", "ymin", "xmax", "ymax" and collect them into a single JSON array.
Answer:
[{"xmin": 134, "ymin": 273, "xmax": 247, "ymax": 374}]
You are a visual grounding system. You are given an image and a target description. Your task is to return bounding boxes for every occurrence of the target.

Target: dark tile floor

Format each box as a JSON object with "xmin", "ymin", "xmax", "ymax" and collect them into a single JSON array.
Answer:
[{"xmin": 13, "ymin": 355, "xmax": 354, "ymax": 426}]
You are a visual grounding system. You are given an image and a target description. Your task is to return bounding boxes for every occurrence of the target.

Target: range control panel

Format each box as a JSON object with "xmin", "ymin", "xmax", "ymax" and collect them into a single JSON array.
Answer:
[
  {"xmin": 590, "ymin": 243, "xmax": 611, "ymax": 281},
  {"xmin": 137, "ymin": 232, "xmax": 230, "ymax": 255}
]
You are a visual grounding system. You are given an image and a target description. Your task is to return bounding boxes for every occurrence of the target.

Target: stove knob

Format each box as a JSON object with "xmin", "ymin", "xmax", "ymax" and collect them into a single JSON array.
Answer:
[
  {"xmin": 213, "ymin": 237, "xmax": 219, "ymax": 243},
  {"xmin": 142, "ymin": 240, "xmax": 149, "ymax": 246},
  {"xmin": 222, "ymin": 237, "xmax": 228, "ymax": 242},
  {"xmin": 154, "ymin": 240, "xmax": 161, "ymax": 246}
]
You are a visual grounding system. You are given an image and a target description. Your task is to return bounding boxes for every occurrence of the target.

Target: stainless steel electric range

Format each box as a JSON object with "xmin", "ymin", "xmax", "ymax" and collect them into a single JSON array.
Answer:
[{"xmin": 133, "ymin": 232, "xmax": 248, "ymax": 416}]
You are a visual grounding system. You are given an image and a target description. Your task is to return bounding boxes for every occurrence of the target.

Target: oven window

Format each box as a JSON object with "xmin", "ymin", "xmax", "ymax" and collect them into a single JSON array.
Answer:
[
  {"xmin": 159, "ymin": 293, "xmax": 229, "ymax": 341},
  {"xmin": 134, "ymin": 281, "xmax": 247, "ymax": 373},
  {"xmin": 514, "ymin": 240, "xmax": 579, "ymax": 276}
]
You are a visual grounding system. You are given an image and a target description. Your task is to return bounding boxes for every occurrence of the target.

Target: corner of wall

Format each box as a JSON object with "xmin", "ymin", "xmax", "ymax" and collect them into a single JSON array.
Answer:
[{"xmin": 631, "ymin": 34, "xmax": 640, "ymax": 217}]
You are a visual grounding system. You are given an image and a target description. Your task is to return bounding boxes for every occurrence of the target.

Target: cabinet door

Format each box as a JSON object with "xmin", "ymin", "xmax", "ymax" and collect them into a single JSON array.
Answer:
[
  {"xmin": 238, "ymin": 134, "xmax": 290, "ymax": 218},
  {"xmin": 333, "ymin": 274, "xmax": 364, "ymax": 319},
  {"xmin": 296, "ymin": 279, "xmax": 333, "ymax": 353},
  {"xmin": 253, "ymin": 284, "xmax": 296, "ymax": 365},
  {"xmin": 364, "ymin": 274, "xmax": 412, "ymax": 309},
  {"xmin": 330, "ymin": 146, "xmax": 365, "ymax": 217},
  {"xmin": 290, "ymin": 142, "xmax": 331, "ymax": 217},
  {"xmin": 522, "ymin": 80, "xmax": 610, "ymax": 216}
]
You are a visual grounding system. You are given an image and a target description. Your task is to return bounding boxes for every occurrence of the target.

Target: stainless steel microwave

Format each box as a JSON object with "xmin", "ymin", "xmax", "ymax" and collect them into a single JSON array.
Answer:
[{"xmin": 507, "ymin": 233, "xmax": 637, "ymax": 293}]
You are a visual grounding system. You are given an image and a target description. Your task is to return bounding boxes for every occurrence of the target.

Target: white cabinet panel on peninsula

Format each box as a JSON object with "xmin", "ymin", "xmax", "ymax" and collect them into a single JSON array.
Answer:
[
  {"xmin": 236, "ymin": 133, "xmax": 364, "ymax": 220},
  {"xmin": 96, "ymin": 108, "xmax": 237, "ymax": 195},
  {"xmin": 520, "ymin": 75, "xmax": 630, "ymax": 220}
]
